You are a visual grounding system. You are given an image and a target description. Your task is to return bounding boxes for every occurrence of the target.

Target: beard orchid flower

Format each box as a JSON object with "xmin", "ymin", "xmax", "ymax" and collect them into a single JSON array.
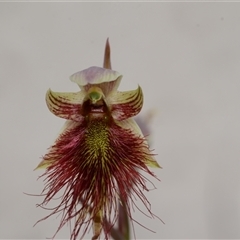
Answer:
[{"xmin": 35, "ymin": 39, "xmax": 161, "ymax": 240}]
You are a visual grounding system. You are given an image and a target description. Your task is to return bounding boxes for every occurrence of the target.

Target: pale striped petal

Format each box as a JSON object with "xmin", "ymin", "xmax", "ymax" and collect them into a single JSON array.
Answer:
[
  {"xmin": 46, "ymin": 89, "xmax": 85, "ymax": 121},
  {"xmin": 109, "ymin": 86, "xmax": 143, "ymax": 120}
]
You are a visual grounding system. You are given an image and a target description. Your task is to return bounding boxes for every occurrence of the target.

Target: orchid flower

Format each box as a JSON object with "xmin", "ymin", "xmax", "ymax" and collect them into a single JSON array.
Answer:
[{"xmin": 35, "ymin": 39, "xmax": 160, "ymax": 240}]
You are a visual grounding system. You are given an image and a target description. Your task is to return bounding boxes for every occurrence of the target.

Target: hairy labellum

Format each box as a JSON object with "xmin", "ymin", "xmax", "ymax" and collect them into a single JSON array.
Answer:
[{"xmin": 35, "ymin": 39, "xmax": 161, "ymax": 240}]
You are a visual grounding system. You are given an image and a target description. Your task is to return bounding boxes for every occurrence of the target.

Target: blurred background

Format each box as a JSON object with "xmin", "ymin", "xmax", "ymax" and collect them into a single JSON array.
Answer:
[{"xmin": 1, "ymin": 2, "xmax": 240, "ymax": 239}]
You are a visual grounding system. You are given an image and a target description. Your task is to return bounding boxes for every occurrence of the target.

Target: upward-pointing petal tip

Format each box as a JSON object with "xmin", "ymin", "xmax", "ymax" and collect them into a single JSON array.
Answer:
[{"xmin": 103, "ymin": 38, "xmax": 112, "ymax": 69}]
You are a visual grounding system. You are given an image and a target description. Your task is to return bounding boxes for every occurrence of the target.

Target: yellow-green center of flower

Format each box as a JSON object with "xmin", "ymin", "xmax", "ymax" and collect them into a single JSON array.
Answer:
[
  {"xmin": 82, "ymin": 86, "xmax": 110, "ymax": 118},
  {"xmin": 89, "ymin": 91, "xmax": 102, "ymax": 104},
  {"xmin": 87, "ymin": 86, "xmax": 104, "ymax": 104}
]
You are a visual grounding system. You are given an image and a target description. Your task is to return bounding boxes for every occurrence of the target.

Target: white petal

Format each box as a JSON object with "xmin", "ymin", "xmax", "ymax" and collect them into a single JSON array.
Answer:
[{"xmin": 70, "ymin": 66, "xmax": 122, "ymax": 95}]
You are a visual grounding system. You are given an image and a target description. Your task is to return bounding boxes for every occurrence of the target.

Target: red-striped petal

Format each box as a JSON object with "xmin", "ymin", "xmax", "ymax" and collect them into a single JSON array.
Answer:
[
  {"xmin": 109, "ymin": 85, "xmax": 144, "ymax": 120},
  {"xmin": 46, "ymin": 89, "xmax": 85, "ymax": 121}
]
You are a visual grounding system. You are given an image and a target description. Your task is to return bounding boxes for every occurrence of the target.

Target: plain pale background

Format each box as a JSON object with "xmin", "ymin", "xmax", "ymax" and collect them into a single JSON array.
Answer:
[{"xmin": 1, "ymin": 2, "xmax": 240, "ymax": 239}]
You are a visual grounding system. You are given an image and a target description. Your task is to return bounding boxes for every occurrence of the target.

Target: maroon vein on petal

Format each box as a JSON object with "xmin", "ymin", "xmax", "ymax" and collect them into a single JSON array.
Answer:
[
  {"xmin": 111, "ymin": 85, "xmax": 143, "ymax": 120},
  {"xmin": 46, "ymin": 89, "xmax": 84, "ymax": 121}
]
